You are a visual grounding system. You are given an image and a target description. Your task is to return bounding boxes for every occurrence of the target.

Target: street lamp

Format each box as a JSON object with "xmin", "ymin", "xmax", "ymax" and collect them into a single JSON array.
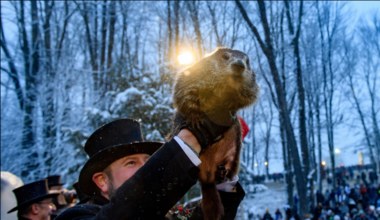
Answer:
[
  {"xmin": 321, "ymin": 161, "xmax": 326, "ymax": 167},
  {"xmin": 334, "ymin": 148, "xmax": 341, "ymax": 155}
]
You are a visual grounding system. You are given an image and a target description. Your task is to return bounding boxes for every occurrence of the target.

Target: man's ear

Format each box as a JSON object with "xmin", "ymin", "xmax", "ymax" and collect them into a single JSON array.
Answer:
[{"xmin": 92, "ymin": 172, "xmax": 109, "ymax": 195}]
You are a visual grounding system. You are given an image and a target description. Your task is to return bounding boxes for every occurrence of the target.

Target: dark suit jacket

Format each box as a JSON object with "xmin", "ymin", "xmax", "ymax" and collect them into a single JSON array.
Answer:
[{"xmin": 56, "ymin": 139, "xmax": 244, "ymax": 220}]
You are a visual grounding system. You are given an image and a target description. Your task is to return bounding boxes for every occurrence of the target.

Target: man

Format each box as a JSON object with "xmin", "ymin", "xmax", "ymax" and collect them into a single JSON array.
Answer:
[
  {"xmin": 57, "ymin": 118, "xmax": 245, "ymax": 219},
  {"xmin": 8, "ymin": 179, "xmax": 59, "ymax": 220},
  {"xmin": 47, "ymin": 175, "xmax": 76, "ymax": 219}
]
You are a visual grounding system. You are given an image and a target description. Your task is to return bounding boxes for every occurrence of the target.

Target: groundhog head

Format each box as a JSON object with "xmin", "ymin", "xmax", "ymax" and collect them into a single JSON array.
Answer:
[{"xmin": 173, "ymin": 47, "xmax": 259, "ymax": 125}]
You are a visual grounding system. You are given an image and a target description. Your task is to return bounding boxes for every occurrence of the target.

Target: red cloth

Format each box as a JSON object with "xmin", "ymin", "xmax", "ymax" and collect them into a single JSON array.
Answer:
[{"xmin": 238, "ymin": 116, "xmax": 249, "ymax": 140}]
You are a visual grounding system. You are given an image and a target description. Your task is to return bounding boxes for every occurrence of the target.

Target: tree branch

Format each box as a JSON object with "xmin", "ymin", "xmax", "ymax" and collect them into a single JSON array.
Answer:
[{"xmin": 235, "ymin": 0, "xmax": 268, "ymax": 54}]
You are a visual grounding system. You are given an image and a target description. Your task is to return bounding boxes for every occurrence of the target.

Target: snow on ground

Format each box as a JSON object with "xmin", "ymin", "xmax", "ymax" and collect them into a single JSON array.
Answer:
[{"xmin": 237, "ymin": 181, "xmax": 288, "ymax": 219}]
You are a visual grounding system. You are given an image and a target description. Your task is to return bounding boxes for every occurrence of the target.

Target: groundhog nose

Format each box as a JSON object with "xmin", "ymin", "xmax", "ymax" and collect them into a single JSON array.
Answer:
[{"xmin": 232, "ymin": 60, "xmax": 245, "ymax": 73}]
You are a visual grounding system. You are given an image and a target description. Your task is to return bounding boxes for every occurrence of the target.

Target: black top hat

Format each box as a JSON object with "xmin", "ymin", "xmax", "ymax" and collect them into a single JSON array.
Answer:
[
  {"xmin": 78, "ymin": 118, "xmax": 163, "ymax": 195},
  {"xmin": 72, "ymin": 182, "xmax": 89, "ymax": 204},
  {"xmin": 47, "ymin": 175, "xmax": 64, "ymax": 188},
  {"xmin": 8, "ymin": 179, "xmax": 59, "ymax": 213}
]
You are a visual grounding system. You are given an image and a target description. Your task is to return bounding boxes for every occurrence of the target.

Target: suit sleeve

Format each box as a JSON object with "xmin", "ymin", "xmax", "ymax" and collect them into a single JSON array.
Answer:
[
  {"xmin": 97, "ymin": 139, "xmax": 200, "ymax": 219},
  {"xmin": 57, "ymin": 139, "xmax": 199, "ymax": 220},
  {"xmin": 189, "ymin": 182, "xmax": 245, "ymax": 220},
  {"xmin": 219, "ymin": 182, "xmax": 245, "ymax": 220}
]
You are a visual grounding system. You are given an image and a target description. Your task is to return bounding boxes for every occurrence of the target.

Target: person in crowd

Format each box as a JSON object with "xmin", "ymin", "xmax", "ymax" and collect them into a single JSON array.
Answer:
[
  {"xmin": 274, "ymin": 208, "xmax": 283, "ymax": 220},
  {"xmin": 284, "ymin": 206, "xmax": 300, "ymax": 220},
  {"xmin": 72, "ymin": 182, "xmax": 89, "ymax": 205},
  {"xmin": 1, "ymin": 171, "xmax": 24, "ymax": 220},
  {"xmin": 368, "ymin": 171, "xmax": 377, "ymax": 184},
  {"xmin": 316, "ymin": 190, "xmax": 325, "ymax": 205},
  {"xmin": 311, "ymin": 203, "xmax": 322, "ymax": 220},
  {"xmin": 262, "ymin": 208, "xmax": 274, "ymax": 220},
  {"xmin": 8, "ymin": 179, "xmax": 59, "ymax": 220},
  {"xmin": 366, "ymin": 205, "xmax": 378, "ymax": 220},
  {"xmin": 47, "ymin": 175, "xmax": 76, "ymax": 219},
  {"xmin": 361, "ymin": 172, "xmax": 368, "ymax": 186},
  {"xmin": 56, "ymin": 118, "xmax": 245, "ymax": 219}
]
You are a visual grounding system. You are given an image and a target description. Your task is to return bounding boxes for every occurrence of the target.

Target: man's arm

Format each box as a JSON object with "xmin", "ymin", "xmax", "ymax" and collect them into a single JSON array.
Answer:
[
  {"xmin": 57, "ymin": 131, "xmax": 201, "ymax": 220},
  {"xmin": 99, "ymin": 138, "xmax": 200, "ymax": 219}
]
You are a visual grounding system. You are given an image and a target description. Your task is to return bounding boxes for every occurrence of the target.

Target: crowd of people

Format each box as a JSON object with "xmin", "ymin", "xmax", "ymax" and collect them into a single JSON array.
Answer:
[
  {"xmin": 2, "ymin": 117, "xmax": 249, "ymax": 220},
  {"xmin": 310, "ymin": 169, "xmax": 379, "ymax": 220},
  {"xmin": 248, "ymin": 167, "xmax": 380, "ymax": 220}
]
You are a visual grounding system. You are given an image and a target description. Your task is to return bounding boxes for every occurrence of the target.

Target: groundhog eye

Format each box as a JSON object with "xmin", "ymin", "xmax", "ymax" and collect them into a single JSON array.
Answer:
[{"xmin": 222, "ymin": 53, "xmax": 230, "ymax": 60}]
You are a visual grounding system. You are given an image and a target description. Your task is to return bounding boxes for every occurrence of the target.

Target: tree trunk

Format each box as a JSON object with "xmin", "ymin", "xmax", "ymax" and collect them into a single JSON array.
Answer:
[
  {"xmin": 174, "ymin": 0, "xmax": 179, "ymax": 59},
  {"xmin": 41, "ymin": 0, "xmax": 56, "ymax": 175},
  {"xmin": 0, "ymin": 17, "xmax": 24, "ymax": 110},
  {"xmin": 106, "ymin": 1, "xmax": 116, "ymax": 91},
  {"xmin": 284, "ymin": 0, "xmax": 310, "ymax": 177},
  {"xmin": 316, "ymin": 95, "xmax": 323, "ymax": 191},
  {"xmin": 281, "ymin": 121, "xmax": 294, "ymax": 207},
  {"xmin": 206, "ymin": 2, "xmax": 222, "ymax": 46},
  {"xmin": 236, "ymin": 0, "xmax": 308, "ymax": 216},
  {"xmin": 186, "ymin": 1, "xmax": 203, "ymax": 58},
  {"xmin": 316, "ymin": 1, "xmax": 336, "ymax": 188},
  {"xmin": 20, "ymin": 0, "xmax": 40, "ymax": 180}
]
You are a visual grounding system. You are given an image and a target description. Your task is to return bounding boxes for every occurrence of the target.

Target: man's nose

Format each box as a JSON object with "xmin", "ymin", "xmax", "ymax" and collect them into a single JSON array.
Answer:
[{"xmin": 50, "ymin": 203, "xmax": 57, "ymax": 211}]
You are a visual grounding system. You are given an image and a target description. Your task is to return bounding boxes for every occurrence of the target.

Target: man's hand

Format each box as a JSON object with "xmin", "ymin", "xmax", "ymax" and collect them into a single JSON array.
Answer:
[
  {"xmin": 175, "ymin": 113, "xmax": 234, "ymax": 150},
  {"xmin": 177, "ymin": 129, "xmax": 201, "ymax": 155}
]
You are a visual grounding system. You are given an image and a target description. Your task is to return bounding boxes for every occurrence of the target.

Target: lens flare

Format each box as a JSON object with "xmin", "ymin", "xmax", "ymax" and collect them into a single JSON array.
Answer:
[{"xmin": 177, "ymin": 51, "xmax": 195, "ymax": 65}]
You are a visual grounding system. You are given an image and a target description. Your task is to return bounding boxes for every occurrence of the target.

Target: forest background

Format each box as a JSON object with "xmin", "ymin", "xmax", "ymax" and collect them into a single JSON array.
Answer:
[{"xmin": 1, "ymin": 0, "xmax": 379, "ymax": 216}]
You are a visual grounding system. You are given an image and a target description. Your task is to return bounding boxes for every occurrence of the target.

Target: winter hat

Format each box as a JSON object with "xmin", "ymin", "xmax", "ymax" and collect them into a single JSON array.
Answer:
[
  {"xmin": 8, "ymin": 179, "xmax": 58, "ymax": 213},
  {"xmin": 72, "ymin": 182, "xmax": 89, "ymax": 204},
  {"xmin": 78, "ymin": 118, "xmax": 163, "ymax": 195}
]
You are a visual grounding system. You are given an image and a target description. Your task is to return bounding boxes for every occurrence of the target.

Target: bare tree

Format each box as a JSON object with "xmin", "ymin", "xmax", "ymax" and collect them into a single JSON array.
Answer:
[
  {"xmin": 0, "ymin": 16, "xmax": 24, "ymax": 110},
  {"xmin": 354, "ymin": 12, "xmax": 380, "ymax": 173},
  {"xmin": 40, "ymin": 0, "xmax": 56, "ymax": 174},
  {"xmin": 258, "ymin": 94, "xmax": 274, "ymax": 178},
  {"xmin": 236, "ymin": 0, "xmax": 308, "ymax": 215},
  {"xmin": 284, "ymin": 0, "xmax": 310, "ymax": 177},
  {"xmin": 185, "ymin": 0, "xmax": 203, "ymax": 57},
  {"xmin": 316, "ymin": 1, "xmax": 347, "ymax": 188}
]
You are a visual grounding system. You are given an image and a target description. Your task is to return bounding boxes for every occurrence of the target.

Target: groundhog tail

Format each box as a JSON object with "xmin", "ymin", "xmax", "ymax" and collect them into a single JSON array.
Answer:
[{"xmin": 201, "ymin": 183, "xmax": 224, "ymax": 220}]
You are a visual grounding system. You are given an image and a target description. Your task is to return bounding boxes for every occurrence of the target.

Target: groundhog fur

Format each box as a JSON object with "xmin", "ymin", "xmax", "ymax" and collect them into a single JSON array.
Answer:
[{"xmin": 169, "ymin": 47, "xmax": 259, "ymax": 220}]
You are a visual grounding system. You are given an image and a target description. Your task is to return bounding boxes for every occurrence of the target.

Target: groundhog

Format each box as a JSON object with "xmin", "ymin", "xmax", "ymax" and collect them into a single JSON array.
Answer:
[{"xmin": 170, "ymin": 47, "xmax": 259, "ymax": 220}]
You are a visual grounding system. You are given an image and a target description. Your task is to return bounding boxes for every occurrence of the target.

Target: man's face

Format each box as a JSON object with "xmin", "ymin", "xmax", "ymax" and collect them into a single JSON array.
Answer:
[
  {"xmin": 105, "ymin": 153, "xmax": 150, "ymax": 197},
  {"xmin": 36, "ymin": 198, "xmax": 56, "ymax": 220}
]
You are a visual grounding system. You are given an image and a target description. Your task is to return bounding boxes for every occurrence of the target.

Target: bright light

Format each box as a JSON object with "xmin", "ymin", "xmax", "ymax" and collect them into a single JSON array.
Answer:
[
  {"xmin": 334, "ymin": 148, "xmax": 341, "ymax": 154},
  {"xmin": 264, "ymin": 161, "xmax": 268, "ymax": 166},
  {"xmin": 321, "ymin": 161, "xmax": 326, "ymax": 166},
  {"xmin": 177, "ymin": 51, "xmax": 195, "ymax": 65},
  {"xmin": 254, "ymin": 163, "xmax": 258, "ymax": 167}
]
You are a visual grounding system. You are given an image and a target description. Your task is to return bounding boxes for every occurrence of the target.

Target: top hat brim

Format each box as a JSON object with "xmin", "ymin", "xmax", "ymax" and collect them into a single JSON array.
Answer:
[
  {"xmin": 7, "ymin": 193, "xmax": 59, "ymax": 213},
  {"xmin": 48, "ymin": 183, "xmax": 64, "ymax": 188},
  {"xmin": 79, "ymin": 141, "xmax": 163, "ymax": 195}
]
